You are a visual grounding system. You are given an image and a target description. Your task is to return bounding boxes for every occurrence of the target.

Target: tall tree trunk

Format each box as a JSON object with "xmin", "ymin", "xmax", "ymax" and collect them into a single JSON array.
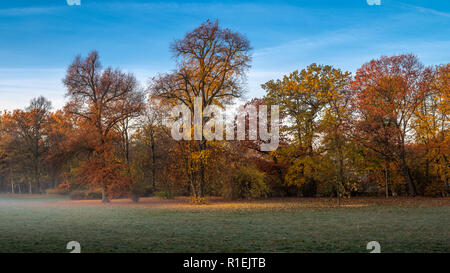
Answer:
[
  {"xmin": 34, "ymin": 157, "xmax": 41, "ymax": 194},
  {"xmin": 272, "ymin": 155, "xmax": 285, "ymax": 194},
  {"xmin": 0, "ymin": 176, "xmax": 4, "ymax": 193},
  {"xmin": 10, "ymin": 169, "xmax": 14, "ymax": 194},
  {"xmin": 101, "ymin": 186, "xmax": 110, "ymax": 203},
  {"xmin": 150, "ymin": 133, "xmax": 156, "ymax": 190},
  {"xmin": 400, "ymin": 158, "xmax": 416, "ymax": 196},
  {"xmin": 335, "ymin": 151, "xmax": 343, "ymax": 206},
  {"xmin": 334, "ymin": 152, "xmax": 340, "ymax": 205},
  {"xmin": 385, "ymin": 163, "xmax": 389, "ymax": 198},
  {"xmin": 124, "ymin": 121, "xmax": 130, "ymax": 164},
  {"xmin": 338, "ymin": 147, "xmax": 344, "ymax": 202},
  {"xmin": 37, "ymin": 175, "xmax": 40, "ymax": 194},
  {"xmin": 445, "ymin": 176, "xmax": 449, "ymax": 197},
  {"xmin": 182, "ymin": 144, "xmax": 197, "ymax": 198},
  {"xmin": 398, "ymin": 140, "xmax": 416, "ymax": 196},
  {"xmin": 190, "ymin": 178, "xmax": 197, "ymax": 198},
  {"xmin": 336, "ymin": 173, "xmax": 340, "ymax": 206},
  {"xmin": 198, "ymin": 140, "xmax": 206, "ymax": 198},
  {"xmin": 35, "ymin": 134, "xmax": 41, "ymax": 194},
  {"xmin": 425, "ymin": 158, "xmax": 429, "ymax": 189}
]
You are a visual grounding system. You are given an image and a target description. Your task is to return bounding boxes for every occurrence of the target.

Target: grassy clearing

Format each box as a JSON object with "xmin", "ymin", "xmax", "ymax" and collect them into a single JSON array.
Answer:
[{"xmin": 0, "ymin": 195, "xmax": 448, "ymax": 253}]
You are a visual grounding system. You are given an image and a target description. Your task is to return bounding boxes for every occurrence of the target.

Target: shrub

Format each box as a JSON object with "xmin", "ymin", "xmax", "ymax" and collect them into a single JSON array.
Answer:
[
  {"xmin": 223, "ymin": 166, "xmax": 269, "ymax": 200},
  {"xmin": 86, "ymin": 188, "xmax": 102, "ymax": 200},
  {"xmin": 46, "ymin": 188, "xmax": 69, "ymax": 195},
  {"xmin": 46, "ymin": 183, "xmax": 71, "ymax": 195},
  {"xmin": 155, "ymin": 190, "xmax": 175, "ymax": 199},
  {"xmin": 142, "ymin": 185, "xmax": 155, "ymax": 196},
  {"xmin": 424, "ymin": 181, "xmax": 446, "ymax": 197},
  {"xmin": 69, "ymin": 190, "xmax": 87, "ymax": 200},
  {"xmin": 190, "ymin": 196, "xmax": 209, "ymax": 204},
  {"xmin": 69, "ymin": 188, "xmax": 102, "ymax": 200},
  {"xmin": 130, "ymin": 193, "xmax": 140, "ymax": 203},
  {"xmin": 128, "ymin": 183, "xmax": 154, "ymax": 202}
]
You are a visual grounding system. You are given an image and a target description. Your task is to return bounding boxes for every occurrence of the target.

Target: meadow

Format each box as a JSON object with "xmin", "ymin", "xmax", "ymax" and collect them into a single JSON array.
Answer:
[{"xmin": 0, "ymin": 194, "xmax": 448, "ymax": 253}]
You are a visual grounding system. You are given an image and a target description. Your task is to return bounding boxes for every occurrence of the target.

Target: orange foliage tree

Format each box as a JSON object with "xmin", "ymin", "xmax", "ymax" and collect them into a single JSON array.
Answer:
[
  {"xmin": 63, "ymin": 51, "xmax": 144, "ymax": 202},
  {"xmin": 352, "ymin": 54, "xmax": 434, "ymax": 196}
]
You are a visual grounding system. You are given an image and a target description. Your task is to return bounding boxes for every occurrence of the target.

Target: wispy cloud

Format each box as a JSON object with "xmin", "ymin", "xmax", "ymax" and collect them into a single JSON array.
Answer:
[
  {"xmin": 253, "ymin": 29, "xmax": 362, "ymax": 58},
  {"xmin": 0, "ymin": 7, "xmax": 59, "ymax": 17},
  {"xmin": 398, "ymin": 2, "xmax": 450, "ymax": 18}
]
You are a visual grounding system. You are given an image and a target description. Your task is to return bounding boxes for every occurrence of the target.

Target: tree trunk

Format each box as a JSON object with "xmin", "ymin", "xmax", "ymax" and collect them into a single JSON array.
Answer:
[
  {"xmin": 151, "ymin": 133, "xmax": 156, "ymax": 190},
  {"xmin": 125, "ymin": 131, "xmax": 129, "ymax": 164},
  {"xmin": 35, "ymin": 136, "xmax": 41, "ymax": 194},
  {"xmin": 445, "ymin": 176, "xmax": 449, "ymax": 197},
  {"xmin": 29, "ymin": 182, "xmax": 32, "ymax": 194},
  {"xmin": 182, "ymin": 145, "xmax": 197, "ymax": 198},
  {"xmin": 0, "ymin": 176, "xmax": 4, "ymax": 193},
  {"xmin": 400, "ymin": 159, "xmax": 416, "ymax": 196},
  {"xmin": 198, "ymin": 140, "xmax": 206, "ymax": 198},
  {"xmin": 335, "ymin": 154, "xmax": 341, "ymax": 206},
  {"xmin": 36, "ymin": 176, "xmax": 40, "ymax": 194},
  {"xmin": 336, "ymin": 175, "xmax": 340, "ymax": 206},
  {"xmin": 101, "ymin": 186, "xmax": 110, "ymax": 203},
  {"xmin": 425, "ymin": 158, "xmax": 429, "ymax": 189},
  {"xmin": 190, "ymin": 180, "xmax": 197, "ymax": 198},
  {"xmin": 338, "ymin": 149, "xmax": 344, "ymax": 203},
  {"xmin": 385, "ymin": 163, "xmax": 389, "ymax": 198},
  {"xmin": 10, "ymin": 171, "xmax": 14, "ymax": 194}
]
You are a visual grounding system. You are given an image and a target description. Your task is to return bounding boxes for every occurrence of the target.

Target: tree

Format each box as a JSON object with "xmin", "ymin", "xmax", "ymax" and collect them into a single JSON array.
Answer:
[
  {"xmin": 0, "ymin": 97, "xmax": 51, "ymax": 193},
  {"xmin": 263, "ymin": 64, "xmax": 351, "ymax": 196},
  {"xmin": 138, "ymin": 99, "xmax": 167, "ymax": 190},
  {"xmin": 63, "ymin": 51, "xmax": 144, "ymax": 202},
  {"xmin": 352, "ymin": 54, "xmax": 434, "ymax": 196},
  {"xmin": 320, "ymin": 85, "xmax": 355, "ymax": 203},
  {"xmin": 151, "ymin": 20, "xmax": 251, "ymax": 199},
  {"xmin": 412, "ymin": 64, "xmax": 449, "ymax": 195},
  {"xmin": 128, "ymin": 98, "xmax": 171, "ymax": 201},
  {"xmin": 234, "ymin": 98, "xmax": 290, "ymax": 196},
  {"xmin": 26, "ymin": 96, "xmax": 52, "ymax": 193},
  {"xmin": 44, "ymin": 110, "xmax": 77, "ymax": 189}
]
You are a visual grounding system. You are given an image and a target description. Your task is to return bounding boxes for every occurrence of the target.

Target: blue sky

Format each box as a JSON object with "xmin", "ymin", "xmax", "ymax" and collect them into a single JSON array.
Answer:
[{"xmin": 0, "ymin": 0, "xmax": 449, "ymax": 110}]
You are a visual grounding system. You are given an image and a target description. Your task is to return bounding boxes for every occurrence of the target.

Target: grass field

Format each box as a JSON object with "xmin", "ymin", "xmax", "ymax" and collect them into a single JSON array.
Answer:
[{"xmin": 0, "ymin": 194, "xmax": 448, "ymax": 253}]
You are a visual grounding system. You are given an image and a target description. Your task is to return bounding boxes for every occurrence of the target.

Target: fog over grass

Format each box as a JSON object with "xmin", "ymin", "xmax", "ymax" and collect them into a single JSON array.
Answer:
[{"xmin": 0, "ymin": 195, "xmax": 448, "ymax": 253}]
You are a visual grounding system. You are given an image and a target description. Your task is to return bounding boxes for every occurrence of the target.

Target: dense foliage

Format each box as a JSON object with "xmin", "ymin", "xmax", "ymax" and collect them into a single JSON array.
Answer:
[{"xmin": 0, "ymin": 21, "xmax": 448, "ymax": 201}]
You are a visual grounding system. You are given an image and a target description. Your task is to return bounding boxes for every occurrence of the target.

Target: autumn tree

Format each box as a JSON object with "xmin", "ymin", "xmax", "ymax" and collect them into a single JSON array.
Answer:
[
  {"xmin": 412, "ymin": 64, "xmax": 449, "ymax": 195},
  {"xmin": 352, "ymin": 54, "xmax": 434, "ymax": 196},
  {"xmin": 26, "ymin": 96, "xmax": 52, "ymax": 193},
  {"xmin": 0, "ymin": 97, "xmax": 52, "ymax": 193},
  {"xmin": 127, "ymin": 99, "xmax": 172, "ymax": 201},
  {"xmin": 263, "ymin": 64, "xmax": 351, "ymax": 196},
  {"xmin": 320, "ymin": 85, "xmax": 355, "ymax": 202},
  {"xmin": 432, "ymin": 64, "xmax": 449, "ymax": 194},
  {"xmin": 63, "ymin": 51, "xmax": 144, "ymax": 202},
  {"xmin": 150, "ymin": 20, "xmax": 251, "ymax": 199},
  {"xmin": 233, "ymin": 98, "xmax": 290, "ymax": 196},
  {"xmin": 44, "ymin": 110, "xmax": 79, "ymax": 189}
]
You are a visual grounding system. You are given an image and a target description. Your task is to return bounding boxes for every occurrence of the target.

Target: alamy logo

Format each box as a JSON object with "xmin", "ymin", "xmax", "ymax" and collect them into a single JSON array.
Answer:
[
  {"xmin": 169, "ymin": 97, "xmax": 280, "ymax": 151},
  {"xmin": 367, "ymin": 0, "xmax": 381, "ymax": 5},
  {"xmin": 67, "ymin": 0, "xmax": 81, "ymax": 6}
]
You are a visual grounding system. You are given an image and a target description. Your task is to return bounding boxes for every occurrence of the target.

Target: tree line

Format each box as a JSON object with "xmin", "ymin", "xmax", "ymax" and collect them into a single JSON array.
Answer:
[{"xmin": 0, "ymin": 20, "xmax": 448, "ymax": 202}]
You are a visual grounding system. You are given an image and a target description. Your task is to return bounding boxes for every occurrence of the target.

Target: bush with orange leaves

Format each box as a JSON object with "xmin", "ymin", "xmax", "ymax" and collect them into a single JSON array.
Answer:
[{"xmin": 78, "ymin": 157, "xmax": 131, "ymax": 202}]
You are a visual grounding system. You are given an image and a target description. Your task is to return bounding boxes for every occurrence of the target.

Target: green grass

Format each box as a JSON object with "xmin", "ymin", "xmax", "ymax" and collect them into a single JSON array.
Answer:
[{"xmin": 0, "ymin": 195, "xmax": 448, "ymax": 253}]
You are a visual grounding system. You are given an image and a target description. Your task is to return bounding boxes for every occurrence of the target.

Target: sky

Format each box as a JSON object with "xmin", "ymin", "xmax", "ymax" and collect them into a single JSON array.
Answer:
[{"xmin": 0, "ymin": 0, "xmax": 449, "ymax": 110}]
